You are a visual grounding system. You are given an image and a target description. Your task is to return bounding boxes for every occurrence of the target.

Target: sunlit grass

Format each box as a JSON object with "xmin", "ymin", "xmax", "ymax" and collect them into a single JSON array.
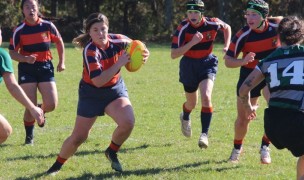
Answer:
[{"xmin": 0, "ymin": 43, "xmax": 296, "ymax": 179}]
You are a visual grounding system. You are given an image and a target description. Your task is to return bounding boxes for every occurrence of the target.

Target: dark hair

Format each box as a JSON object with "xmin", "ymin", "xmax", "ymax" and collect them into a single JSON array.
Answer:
[
  {"xmin": 246, "ymin": 0, "xmax": 269, "ymax": 18},
  {"xmin": 278, "ymin": 16, "xmax": 304, "ymax": 45},
  {"xmin": 72, "ymin": 13, "xmax": 109, "ymax": 48},
  {"xmin": 20, "ymin": 0, "xmax": 61, "ymax": 22},
  {"xmin": 186, "ymin": 0, "xmax": 204, "ymax": 13}
]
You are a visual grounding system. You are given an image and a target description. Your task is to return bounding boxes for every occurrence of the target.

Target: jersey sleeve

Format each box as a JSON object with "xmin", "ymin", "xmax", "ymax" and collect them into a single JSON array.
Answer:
[
  {"xmin": 0, "ymin": 48, "xmax": 14, "ymax": 83},
  {"xmin": 108, "ymin": 33, "xmax": 131, "ymax": 50},
  {"xmin": 225, "ymin": 29, "xmax": 246, "ymax": 58},
  {"xmin": 211, "ymin": 17, "xmax": 227, "ymax": 30},
  {"xmin": 9, "ymin": 26, "xmax": 21, "ymax": 51},
  {"xmin": 171, "ymin": 20, "xmax": 187, "ymax": 49},
  {"xmin": 83, "ymin": 45, "xmax": 102, "ymax": 80},
  {"xmin": 49, "ymin": 22, "xmax": 62, "ymax": 43}
]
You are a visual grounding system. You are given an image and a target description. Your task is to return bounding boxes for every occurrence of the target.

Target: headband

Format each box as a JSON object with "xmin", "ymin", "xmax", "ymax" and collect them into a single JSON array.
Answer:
[{"xmin": 246, "ymin": 2, "xmax": 269, "ymax": 18}]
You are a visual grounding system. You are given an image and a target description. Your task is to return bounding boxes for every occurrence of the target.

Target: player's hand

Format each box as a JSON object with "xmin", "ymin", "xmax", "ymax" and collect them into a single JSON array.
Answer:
[
  {"xmin": 25, "ymin": 54, "xmax": 37, "ymax": 64},
  {"xmin": 245, "ymin": 105, "xmax": 257, "ymax": 120},
  {"xmin": 118, "ymin": 51, "xmax": 130, "ymax": 66},
  {"xmin": 223, "ymin": 47, "xmax": 228, "ymax": 53},
  {"xmin": 243, "ymin": 52, "xmax": 256, "ymax": 65},
  {"xmin": 191, "ymin": 32, "xmax": 203, "ymax": 45},
  {"xmin": 30, "ymin": 106, "xmax": 45, "ymax": 126},
  {"xmin": 57, "ymin": 62, "xmax": 66, "ymax": 72},
  {"xmin": 142, "ymin": 48, "xmax": 150, "ymax": 64}
]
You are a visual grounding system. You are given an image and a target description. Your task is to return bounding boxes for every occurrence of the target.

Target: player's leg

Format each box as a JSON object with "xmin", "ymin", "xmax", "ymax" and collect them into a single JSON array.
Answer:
[
  {"xmin": 197, "ymin": 78, "xmax": 214, "ymax": 149},
  {"xmin": 46, "ymin": 115, "xmax": 96, "ymax": 175},
  {"xmin": 37, "ymin": 81, "xmax": 58, "ymax": 128},
  {"xmin": 297, "ymin": 155, "xmax": 304, "ymax": 180},
  {"xmin": 105, "ymin": 97, "xmax": 135, "ymax": 172},
  {"xmin": 180, "ymin": 89, "xmax": 198, "ymax": 137},
  {"xmin": 229, "ymin": 96, "xmax": 259, "ymax": 163},
  {"xmin": 0, "ymin": 114, "xmax": 13, "ymax": 144},
  {"xmin": 20, "ymin": 83, "xmax": 38, "ymax": 145},
  {"xmin": 179, "ymin": 57, "xmax": 198, "ymax": 138},
  {"xmin": 38, "ymin": 81, "xmax": 58, "ymax": 113}
]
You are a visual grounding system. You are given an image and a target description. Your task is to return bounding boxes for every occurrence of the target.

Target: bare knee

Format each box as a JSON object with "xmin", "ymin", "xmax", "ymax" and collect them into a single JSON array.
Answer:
[
  {"xmin": 0, "ymin": 123, "xmax": 12, "ymax": 144},
  {"xmin": 119, "ymin": 118, "xmax": 135, "ymax": 131},
  {"xmin": 201, "ymin": 94, "xmax": 212, "ymax": 107},
  {"xmin": 43, "ymin": 102, "xmax": 57, "ymax": 112}
]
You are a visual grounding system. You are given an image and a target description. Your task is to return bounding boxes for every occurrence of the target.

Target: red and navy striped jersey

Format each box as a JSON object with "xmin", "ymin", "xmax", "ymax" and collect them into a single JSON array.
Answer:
[
  {"xmin": 82, "ymin": 34, "xmax": 131, "ymax": 87},
  {"xmin": 226, "ymin": 21, "xmax": 280, "ymax": 69},
  {"xmin": 171, "ymin": 17, "xmax": 226, "ymax": 59},
  {"xmin": 9, "ymin": 18, "xmax": 62, "ymax": 62}
]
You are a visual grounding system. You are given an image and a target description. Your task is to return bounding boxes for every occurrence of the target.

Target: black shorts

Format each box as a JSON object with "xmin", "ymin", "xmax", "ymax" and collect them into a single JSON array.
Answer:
[
  {"xmin": 179, "ymin": 54, "xmax": 218, "ymax": 88},
  {"xmin": 77, "ymin": 78, "xmax": 129, "ymax": 118},
  {"xmin": 18, "ymin": 61, "xmax": 55, "ymax": 84},
  {"xmin": 237, "ymin": 66, "xmax": 266, "ymax": 98},
  {"xmin": 264, "ymin": 107, "xmax": 304, "ymax": 157}
]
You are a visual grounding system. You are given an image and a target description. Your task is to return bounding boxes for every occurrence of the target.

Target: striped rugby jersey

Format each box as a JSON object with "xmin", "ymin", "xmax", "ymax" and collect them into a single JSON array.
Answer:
[
  {"xmin": 257, "ymin": 45, "xmax": 304, "ymax": 111},
  {"xmin": 226, "ymin": 20, "xmax": 280, "ymax": 69},
  {"xmin": 82, "ymin": 34, "xmax": 131, "ymax": 87},
  {"xmin": 9, "ymin": 18, "xmax": 62, "ymax": 62},
  {"xmin": 171, "ymin": 17, "xmax": 227, "ymax": 59}
]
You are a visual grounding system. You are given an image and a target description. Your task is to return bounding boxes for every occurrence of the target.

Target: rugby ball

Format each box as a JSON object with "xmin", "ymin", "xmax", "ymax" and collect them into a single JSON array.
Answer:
[{"xmin": 125, "ymin": 40, "xmax": 145, "ymax": 72}]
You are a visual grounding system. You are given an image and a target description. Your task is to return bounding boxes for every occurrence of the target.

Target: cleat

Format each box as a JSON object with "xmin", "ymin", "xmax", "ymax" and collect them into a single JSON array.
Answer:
[
  {"xmin": 228, "ymin": 148, "xmax": 242, "ymax": 163},
  {"xmin": 38, "ymin": 117, "xmax": 46, "ymax": 128},
  {"xmin": 25, "ymin": 136, "xmax": 34, "ymax": 145},
  {"xmin": 105, "ymin": 149, "xmax": 123, "ymax": 172},
  {"xmin": 260, "ymin": 145, "xmax": 271, "ymax": 164},
  {"xmin": 198, "ymin": 133, "xmax": 209, "ymax": 149},
  {"xmin": 180, "ymin": 113, "xmax": 192, "ymax": 137},
  {"xmin": 46, "ymin": 162, "xmax": 62, "ymax": 176}
]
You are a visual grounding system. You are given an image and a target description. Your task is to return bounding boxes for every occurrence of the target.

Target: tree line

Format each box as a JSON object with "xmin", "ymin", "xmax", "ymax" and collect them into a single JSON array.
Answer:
[{"xmin": 0, "ymin": 0, "xmax": 303, "ymax": 43}]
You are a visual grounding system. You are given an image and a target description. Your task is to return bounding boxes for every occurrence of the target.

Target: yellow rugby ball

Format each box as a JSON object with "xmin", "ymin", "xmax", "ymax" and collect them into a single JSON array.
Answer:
[{"xmin": 125, "ymin": 40, "xmax": 145, "ymax": 72}]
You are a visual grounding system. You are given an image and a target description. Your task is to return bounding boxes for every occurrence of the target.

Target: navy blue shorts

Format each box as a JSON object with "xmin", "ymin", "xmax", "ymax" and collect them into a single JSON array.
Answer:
[
  {"xmin": 237, "ymin": 66, "xmax": 266, "ymax": 98},
  {"xmin": 18, "ymin": 61, "xmax": 55, "ymax": 84},
  {"xmin": 77, "ymin": 78, "xmax": 129, "ymax": 118},
  {"xmin": 179, "ymin": 54, "xmax": 218, "ymax": 88},
  {"xmin": 264, "ymin": 107, "xmax": 304, "ymax": 157}
]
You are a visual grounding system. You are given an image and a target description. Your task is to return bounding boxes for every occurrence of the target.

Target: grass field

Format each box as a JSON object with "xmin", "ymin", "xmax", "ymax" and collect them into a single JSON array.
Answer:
[{"xmin": 0, "ymin": 43, "xmax": 296, "ymax": 179}]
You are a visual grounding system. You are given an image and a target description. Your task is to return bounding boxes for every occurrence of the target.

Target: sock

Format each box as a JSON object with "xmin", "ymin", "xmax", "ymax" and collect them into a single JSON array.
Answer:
[
  {"xmin": 47, "ymin": 155, "xmax": 67, "ymax": 173},
  {"xmin": 261, "ymin": 135, "xmax": 270, "ymax": 148},
  {"xmin": 108, "ymin": 141, "xmax": 121, "ymax": 153},
  {"xmin": 201, "ymin": 107, "xmax": 213, "ymax": 134},
  {"xmin": 24, "ymin": 120, "xmax": 35, "ymax": 138},
  {"xmin": 234, "ymin": 139, "xmax": 243, "ymax": 150},
  {"xmin": 182, "ymin": 103, "xmax": 191, "ymax": 121}
]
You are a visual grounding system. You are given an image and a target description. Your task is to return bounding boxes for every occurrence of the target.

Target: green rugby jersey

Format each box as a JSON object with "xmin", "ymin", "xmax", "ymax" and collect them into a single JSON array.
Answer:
[
  {"xmin": 0, "ymin": 48, "xmax": 13, "ymax": 83},
  {"xmin": 257, "ymin": 45, "xmax": 304, "ymax": 111}
]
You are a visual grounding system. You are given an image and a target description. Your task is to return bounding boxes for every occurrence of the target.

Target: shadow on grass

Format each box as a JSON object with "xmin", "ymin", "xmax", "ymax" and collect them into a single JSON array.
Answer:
[
  {"xmin": 15, "ymin": 161, "xmax": 240, "ymax": 180},
  {"xmin": 6, "ymin": 143, "xmax": 151, "ymax": 161}
]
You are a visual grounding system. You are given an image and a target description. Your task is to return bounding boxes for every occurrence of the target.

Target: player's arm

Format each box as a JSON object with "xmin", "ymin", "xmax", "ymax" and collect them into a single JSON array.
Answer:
[
  {"xmin": 239, "ymin": 68, "xmax": 264, "ymax": 119},
  {"xmin": 171, "ymin": 31, "xmax": 203, "ymax": 59},
  {"xmin": 222, "ymin": 23, "xmax": 231, "ymax": 53},
  {"xmin": 267, "ymin": 16, "xmax": 283, "ymax": 24},
  {"xmin": 9, "ymin": 50, "xmax": 36, "ymax": 64},
  {"xmin": 2, "ymin": 72, "xmax": 44, "ymax": 124},
  {"xmin": 55, "ymin": 38, "xmax": 65, "ymax": 72},
  {"xmin": 224, "ymin": 52, "xmax": 256, "ymax": 68},
  {"xmin": 239, "ymin": 68, "xmax": 264, "ymax": 99}
]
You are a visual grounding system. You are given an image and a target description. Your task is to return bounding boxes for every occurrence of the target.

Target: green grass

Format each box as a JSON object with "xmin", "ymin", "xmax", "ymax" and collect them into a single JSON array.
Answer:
[{"xmin": 0, "ymin": 43, "xmax": 296, "ymax": 179}]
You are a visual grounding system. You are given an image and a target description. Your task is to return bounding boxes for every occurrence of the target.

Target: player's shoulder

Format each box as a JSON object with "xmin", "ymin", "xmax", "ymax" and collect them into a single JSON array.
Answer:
[
  {"xmin": 108, "ymin": 33, "xmax": 131, "ymax": 44},
  {"xmin": 235, "ymin": 26, "xmax": 250, "ymax": 37},
  {"xmin": 205, "ymin": 17, "xmax": 219, "ymax": 22},
  {"xmin": 13, "ymin": 22, "xmax": 26, "ymax": 32}
]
